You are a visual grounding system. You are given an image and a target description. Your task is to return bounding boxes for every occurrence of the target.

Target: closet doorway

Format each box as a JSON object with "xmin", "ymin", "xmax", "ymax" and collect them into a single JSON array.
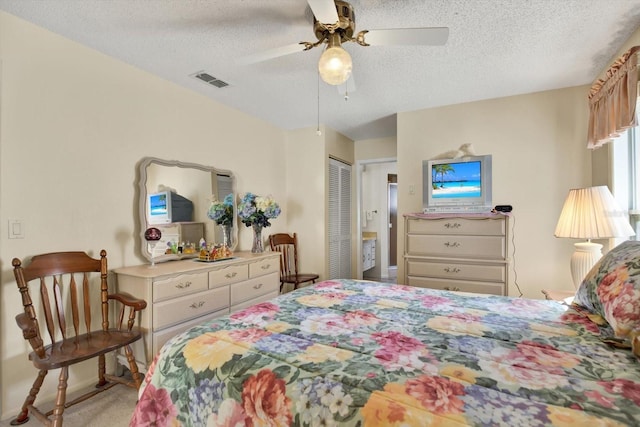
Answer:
[{"xmin": 329, "ymin": 157, "xmax": 352, "ymax": 279}]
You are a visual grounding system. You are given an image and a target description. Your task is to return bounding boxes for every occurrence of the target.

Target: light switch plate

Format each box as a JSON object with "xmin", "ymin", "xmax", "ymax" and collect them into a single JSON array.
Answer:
[{"xmin": 9, "ymin": 220, "xmax": 24, "ymax": 239}]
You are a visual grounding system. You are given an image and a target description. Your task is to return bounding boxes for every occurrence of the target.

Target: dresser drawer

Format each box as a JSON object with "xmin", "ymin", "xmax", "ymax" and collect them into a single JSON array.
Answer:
[
  {"xmin": 407, "ymin": 217, "xmax": 505, "ymax": 236},
  {"xmin": 153, "ymin": 272, "xmax": 209, "ymax": 302},
  {"xmin": 408, "ymin": 276, "xmax": 505, "ymax": 296},
  {"xmin": 231, "ymin": 290, "xmax": 280, "ymax": 313},
  {"xmin": 407, "ymin": 260, "xmax": 505, "ymax": 282},
  {"xmin": 231, "ymin": 271, "xmax": 279, "ymax": 306},
  {"xmin": 152, "ymin": 308, "xmax": 227, "ymax": 355},
  {"xmin": 153, "ymin": 286, "xmax": 230, "ymax": 330},
  {"xmin": 208, "ymin": 264, "xmax": 248, "ymax": 288},
  {"xmin": 407, "ymin": 234, "xmax": 505, "ymax": 259},
  {"xmin": 249, "ymin": 257, "xmax": 279, "ymax": 278}
]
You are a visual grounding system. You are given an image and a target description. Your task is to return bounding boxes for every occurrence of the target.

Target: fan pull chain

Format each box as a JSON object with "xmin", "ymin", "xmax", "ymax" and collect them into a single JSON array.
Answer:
[{"xmin": 316, "ymin": 70, "xmax": 322, "ymax": 136}]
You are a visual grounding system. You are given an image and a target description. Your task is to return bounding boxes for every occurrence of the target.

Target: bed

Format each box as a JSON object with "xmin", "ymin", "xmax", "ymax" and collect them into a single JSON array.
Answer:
[{"xmin": 130, "ymin": 241, "xmax": 640, "ymax": 427}]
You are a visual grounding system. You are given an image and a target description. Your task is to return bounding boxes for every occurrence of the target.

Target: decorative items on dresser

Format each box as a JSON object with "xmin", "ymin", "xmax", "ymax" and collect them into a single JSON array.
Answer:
[
  {"xmin": 150, "ymin": 222, "xmax": 205, "ymax": 256},
  {"xmin": 114, "ymin": 251, "xmax": 280, "ymax": 367},
  {"xmin": 404, "ymin": 212, "xmax": 510, "ymax": 295}
]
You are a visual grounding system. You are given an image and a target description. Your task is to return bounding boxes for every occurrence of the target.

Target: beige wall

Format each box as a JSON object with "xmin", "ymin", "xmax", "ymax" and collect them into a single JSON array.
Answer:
[
  {"xmin": 284, "ymin": 127, "xmax": 326, "ymax": 285},
  {"xmin": 282, "ymin": 126, "xmax": 355, "ymax": 284},
  {"xmin": 0, "ymin": 11, "xmax": 292, "ymax": 417},
  {"xmin": 397, "ymin": 86, "xmax": 592, "ymax": 298},
  {"xmin": 355, "ymin": 136, "xmax": 397, "ymax": 160}
]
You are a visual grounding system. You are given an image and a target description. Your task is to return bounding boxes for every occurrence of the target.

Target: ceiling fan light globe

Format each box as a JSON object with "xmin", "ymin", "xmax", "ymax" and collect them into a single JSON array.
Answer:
[{"xmin": 318, "ymin": 46, "xmax": 353, "ymax": 85}]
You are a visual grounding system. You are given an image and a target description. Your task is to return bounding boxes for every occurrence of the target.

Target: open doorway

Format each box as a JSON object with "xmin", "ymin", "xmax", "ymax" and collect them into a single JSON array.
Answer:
[
  {"xmin": 357, "ymin": 159, "xmax": 397, "ymax": 282},
  {"xmin": 388, "ymin": 175, "xmax": 398, "ymax": 266},
  {"xmin": 388, "ymin": 176, "xmax": 398, "ymax": 282}
]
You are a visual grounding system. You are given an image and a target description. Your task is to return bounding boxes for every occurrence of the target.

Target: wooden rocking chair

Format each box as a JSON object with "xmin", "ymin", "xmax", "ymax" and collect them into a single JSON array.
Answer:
[{"xmin": 11, "ymin": 250, "xmax": 147, "ymax": 427}]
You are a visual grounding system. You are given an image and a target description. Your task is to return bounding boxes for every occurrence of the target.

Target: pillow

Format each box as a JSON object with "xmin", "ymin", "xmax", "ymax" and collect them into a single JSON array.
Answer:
[{"xmin": 574, "ymin": 240, "xmax": 640, "ymax": 338}]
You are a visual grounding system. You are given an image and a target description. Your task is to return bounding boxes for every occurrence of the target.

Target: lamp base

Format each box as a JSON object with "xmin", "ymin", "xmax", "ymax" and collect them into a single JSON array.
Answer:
[{"xmin": 570, "ymin": 241, "xmax": 603, "ymax": 289}]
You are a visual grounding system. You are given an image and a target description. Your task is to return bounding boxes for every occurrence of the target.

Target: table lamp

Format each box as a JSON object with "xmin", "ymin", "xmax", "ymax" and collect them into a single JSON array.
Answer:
[{"xmin": 554, "ymin": 186, "xmax": 635, "ymax": 289}]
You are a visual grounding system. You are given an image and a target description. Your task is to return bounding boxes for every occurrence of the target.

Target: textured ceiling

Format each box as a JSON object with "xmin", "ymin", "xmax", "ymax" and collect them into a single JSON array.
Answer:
[{"xmin": 2, "ymin": 0, "xmax": 640, "ymax": 141}]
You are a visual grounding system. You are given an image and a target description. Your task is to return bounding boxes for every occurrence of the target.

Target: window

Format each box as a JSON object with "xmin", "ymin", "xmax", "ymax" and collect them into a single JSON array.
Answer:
[{"xmin": 612, "ymin": 118, "xmax": 638, "ymax": 240}]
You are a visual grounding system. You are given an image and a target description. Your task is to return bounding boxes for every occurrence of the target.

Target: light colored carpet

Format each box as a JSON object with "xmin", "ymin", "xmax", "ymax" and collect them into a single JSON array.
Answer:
[{"xmin": 0, "ymin": 384, "xmax": 137, "ymax": 427}]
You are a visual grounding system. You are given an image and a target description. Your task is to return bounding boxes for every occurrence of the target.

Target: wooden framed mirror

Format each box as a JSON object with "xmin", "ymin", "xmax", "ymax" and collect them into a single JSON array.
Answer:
[{"xmin": 137, "ymin": 157, "xmax": 237, "ymax": 263}]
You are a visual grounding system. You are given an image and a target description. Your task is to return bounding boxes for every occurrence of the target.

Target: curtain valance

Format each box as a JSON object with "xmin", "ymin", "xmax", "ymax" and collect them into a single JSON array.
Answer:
[{"xmin": 587, "ymin": 45, "xmax": 640, "ymax": 149}]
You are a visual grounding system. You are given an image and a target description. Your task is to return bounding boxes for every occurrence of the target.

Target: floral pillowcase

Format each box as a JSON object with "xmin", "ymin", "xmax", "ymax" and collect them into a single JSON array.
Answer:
[{"xmin": 574, "ymin": 240, "xmax": 640, "ymax": 340}]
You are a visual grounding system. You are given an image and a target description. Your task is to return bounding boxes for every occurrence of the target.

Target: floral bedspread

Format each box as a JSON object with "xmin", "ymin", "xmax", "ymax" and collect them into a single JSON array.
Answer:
[{"xmin": 130, "ymin": 279, "xmax": 640, "ymax": 426}]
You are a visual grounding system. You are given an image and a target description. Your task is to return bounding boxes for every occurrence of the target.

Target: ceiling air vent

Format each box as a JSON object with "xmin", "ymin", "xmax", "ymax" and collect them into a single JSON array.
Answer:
[{"xmin": 192, "ymin": 72, "xmax": 229, "ymax": 88}]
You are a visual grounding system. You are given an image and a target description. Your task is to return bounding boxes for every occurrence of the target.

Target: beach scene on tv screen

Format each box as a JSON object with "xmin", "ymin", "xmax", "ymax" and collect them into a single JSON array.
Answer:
[
  {"xmin": 432, "ymin": 161, "xmax": 481, "ymax": 198},
  {"xmin": 150, "ymin": 194, "xmax": 168, "ymax": 215}
]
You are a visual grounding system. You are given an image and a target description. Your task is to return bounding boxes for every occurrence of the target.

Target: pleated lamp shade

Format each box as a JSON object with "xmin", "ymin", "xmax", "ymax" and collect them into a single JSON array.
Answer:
[
  {"xmin": 554, "ymin": 186, "xmax": 635, "ymax": 239},
  {"xmin": 555, "ymin": 186, "xmax": 635, "ymax": 288}
]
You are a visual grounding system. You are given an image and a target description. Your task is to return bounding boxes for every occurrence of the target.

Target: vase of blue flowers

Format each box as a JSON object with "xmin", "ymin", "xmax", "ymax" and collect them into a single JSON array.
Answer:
[
  {"xmin": 207, "ymin": 193, "xmax": 234, "ymax": 246},
  {"xmin": 220, "ymin": 224, "xmax": 232, "ymax": 247},
  {"xmin": 251, "ymin": 223, "xmax": 264, "ymax": 253},
  {"xmin": 238, "ymin": 192, "xmax": 281, "ymax": 253}
]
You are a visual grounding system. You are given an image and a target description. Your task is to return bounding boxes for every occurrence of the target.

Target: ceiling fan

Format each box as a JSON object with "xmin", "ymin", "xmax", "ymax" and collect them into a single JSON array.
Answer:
[{"xmin": 243, "ymin": 0, "xmax": 449, "ymax": 86}]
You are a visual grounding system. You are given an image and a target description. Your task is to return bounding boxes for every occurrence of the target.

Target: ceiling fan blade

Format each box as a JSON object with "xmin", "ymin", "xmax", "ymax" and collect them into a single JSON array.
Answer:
[
  {"xmin": 239, "ymin": 43, "xmax": 307, "ymax": 65},
  {"xmin": 363, "ymin": 27, "xmax": 449, "ymax": 46},
  {"xmin": 308, "ymin": 0, "xmax": 339, "ymax": 24}
]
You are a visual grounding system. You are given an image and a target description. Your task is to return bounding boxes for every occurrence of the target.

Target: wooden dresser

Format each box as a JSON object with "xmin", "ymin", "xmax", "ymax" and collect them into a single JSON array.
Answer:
[
  {"xmin": 115, "ymin": 251, "xmax": 280, "ymax": 367},
  {"xmin": 404, "ymin": 212, "xmax": 510, "ymax": 295}
]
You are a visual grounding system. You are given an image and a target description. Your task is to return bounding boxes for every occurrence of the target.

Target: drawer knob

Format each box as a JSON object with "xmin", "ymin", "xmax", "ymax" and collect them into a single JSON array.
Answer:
[
  {"xmin": 261, "ymin": 264, "xmax": 271, "ymax": 270},
  {"xmin": 253, "ymin": 283, "xmax": 263, "ymax": 290},
  {"xmin": 225, "ymin": 272, "xmax": 237, "ymax": 279},
  {"xmin": 444, "ymin": 267, "xmax": 461, "ymax": 273},
  {"xmin": 443, "ymin": 286, "xmax": 461, "ymax": 292},
  {"xmin": 444, "ymin": 242, "xmax": 461, "ymax": 248},
  {"xmin": 444, "ymin": 222, "xmax": 461, "ymax": 229},
  {"xmin": 189, "ymin": 301, "xmax": 205, "ymax": 309},
  {"xmin": 175, "ymin": 281, "xmax": 192, "ymax": 289}
]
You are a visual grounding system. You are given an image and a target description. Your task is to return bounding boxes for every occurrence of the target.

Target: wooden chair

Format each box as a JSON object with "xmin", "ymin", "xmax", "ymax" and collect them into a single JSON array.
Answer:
[
  {"xmin": 11, "ymin": 250, "xmax": 147, "ymax": 427},
  {"xmin": 269, "ymin": 233, "xmax": 319, "ymax": 292}
]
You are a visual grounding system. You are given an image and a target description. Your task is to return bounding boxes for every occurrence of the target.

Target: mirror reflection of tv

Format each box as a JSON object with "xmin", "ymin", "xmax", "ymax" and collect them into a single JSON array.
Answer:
[
  {"xmin": 423, "ymin": 155, "xmax": 492, "ymax": 213},
  {"xmin": 147, "ymin": 190, "xmax": 194, "ymax": 224}
]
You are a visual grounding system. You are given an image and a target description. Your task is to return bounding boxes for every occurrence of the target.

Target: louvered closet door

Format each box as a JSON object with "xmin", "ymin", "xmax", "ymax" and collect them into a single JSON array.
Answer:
[{"xmin": 329, "ymin": 158, "xmax": 352, "ymax": 279}]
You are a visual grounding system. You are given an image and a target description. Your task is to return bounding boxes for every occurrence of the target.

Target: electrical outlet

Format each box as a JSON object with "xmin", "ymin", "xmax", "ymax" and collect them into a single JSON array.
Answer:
[{"xmin": 409, "ymin": 185, "xmax": 415, "ymax": 195}]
